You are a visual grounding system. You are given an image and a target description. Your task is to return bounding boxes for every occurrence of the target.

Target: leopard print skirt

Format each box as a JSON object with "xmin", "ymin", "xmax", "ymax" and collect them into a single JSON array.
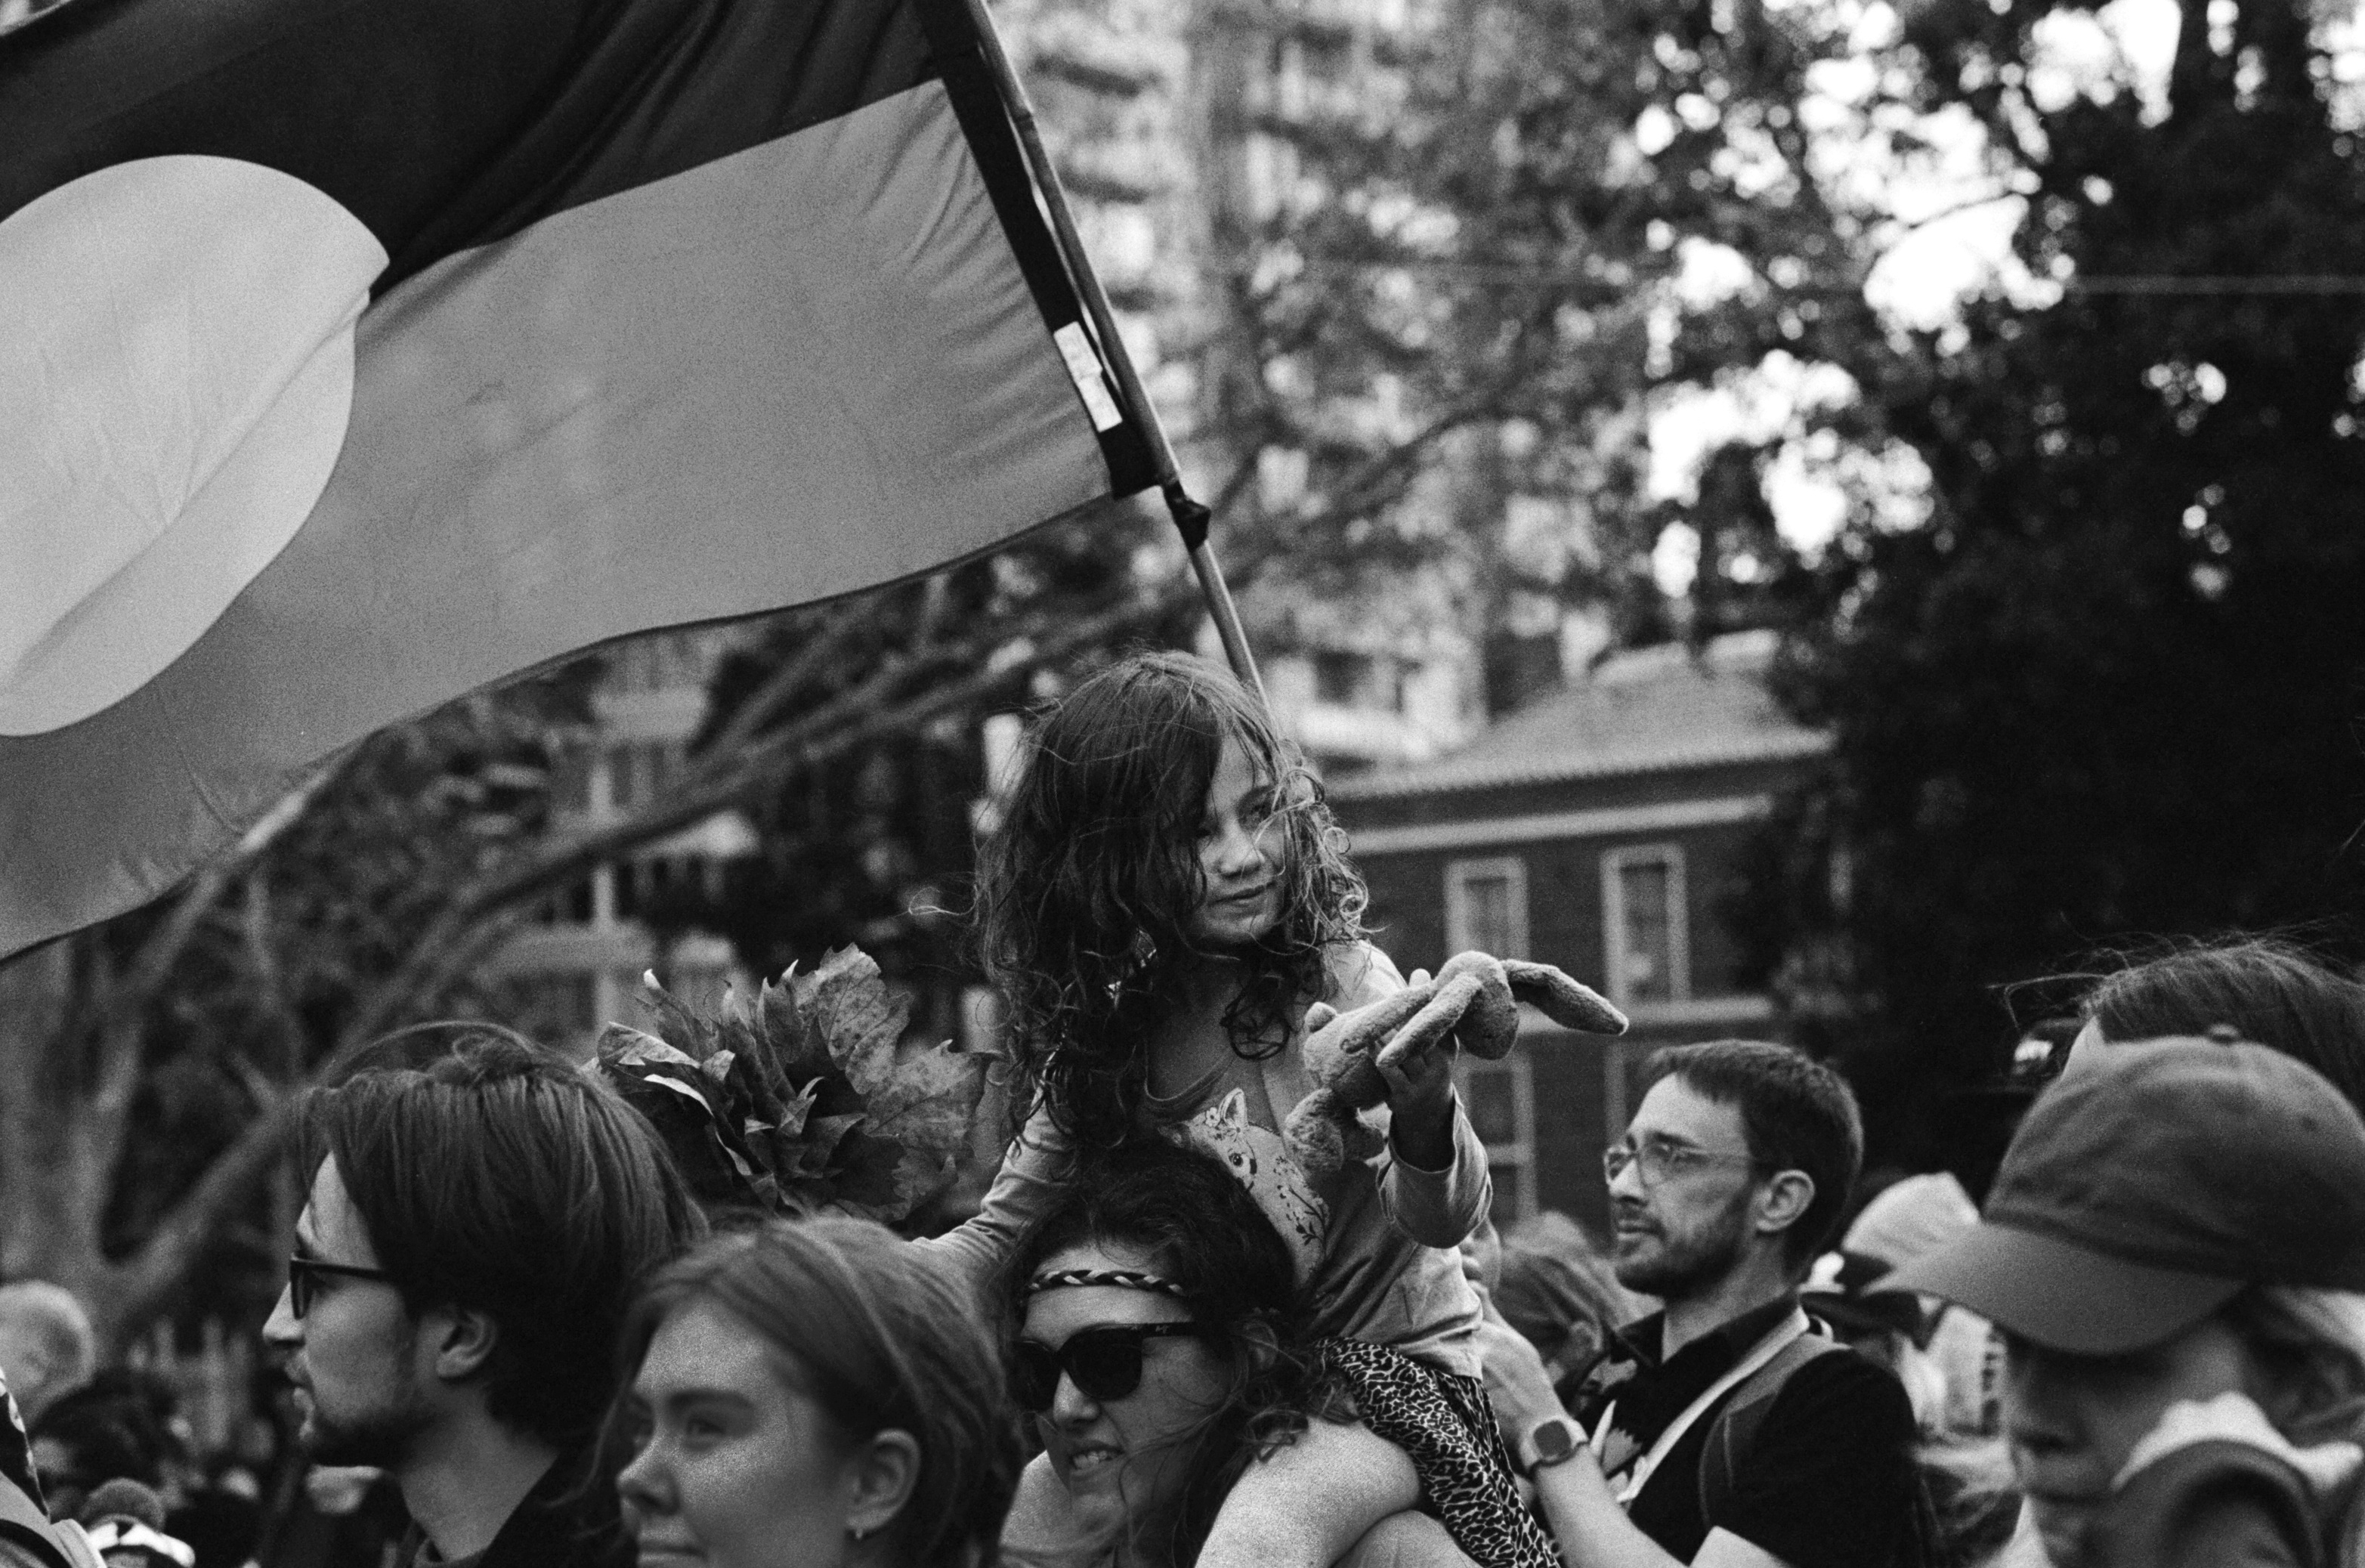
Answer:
[{"xmin": 1317, "ymin": 1337, "xmax": 1559, "ymax": 1568}]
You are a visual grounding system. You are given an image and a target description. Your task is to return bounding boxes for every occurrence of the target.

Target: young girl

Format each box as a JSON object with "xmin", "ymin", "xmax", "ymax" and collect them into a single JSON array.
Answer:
[{"xmin": 920, "ymin": 651, "xmax": 1554, "ymax": 1568}]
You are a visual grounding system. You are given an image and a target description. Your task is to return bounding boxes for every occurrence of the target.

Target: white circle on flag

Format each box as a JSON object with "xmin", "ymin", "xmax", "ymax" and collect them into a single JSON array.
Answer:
[{"xmin": 0, "ymin": 155, "xmax": 387, "ymax": 735}]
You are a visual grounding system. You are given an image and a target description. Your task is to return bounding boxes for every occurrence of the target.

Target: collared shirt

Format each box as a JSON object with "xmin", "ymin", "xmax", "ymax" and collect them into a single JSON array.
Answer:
[
  {"xmin": 397, "ymin": 1449, "xmax": 631, "ymax": 1568},
  {"xmin": 1568, "ymin": 1296, "xmax": 1921, "ymax": 1567}
]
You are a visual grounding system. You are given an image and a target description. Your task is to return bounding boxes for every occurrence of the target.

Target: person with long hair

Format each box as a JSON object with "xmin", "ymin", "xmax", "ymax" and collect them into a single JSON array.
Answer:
[
  {"xmin": 2068, "ymin": 934, "xmax": 2365, "ymax": 1112},
  {"xmin": 1892, "ymin": 1038, "xmax": 2365, "ymax": 1567},
  {"xmin": 923, "ymin": 651, "xmax": 1549, "ymax": 1568},
  {"xmin": 999, "ymin": 1140, "xmax": 1473, "ymax": 1568},
  {"xmin": 615, "ymin": 1218, "xmax": 1022, "ymax": 1568}
]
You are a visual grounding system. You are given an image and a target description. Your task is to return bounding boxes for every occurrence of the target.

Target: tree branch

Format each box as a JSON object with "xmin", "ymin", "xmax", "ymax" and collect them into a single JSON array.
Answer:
[
  {"xmin": 116, "ymin": 572, "xmax": 1193, "ymax": 1334},
  {"xmin": 703, "ymin": 600, "xmax": 870, "ymax": 758},
  {"xmin": 109, "ymin": 759, "xmax": 349, "ymax": 1028}
]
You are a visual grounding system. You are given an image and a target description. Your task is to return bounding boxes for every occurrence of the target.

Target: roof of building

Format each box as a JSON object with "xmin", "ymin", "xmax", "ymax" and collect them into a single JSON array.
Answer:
[{"xmin": 1325, "ymin": 629, "xmax": 1828, "ymax": 802}]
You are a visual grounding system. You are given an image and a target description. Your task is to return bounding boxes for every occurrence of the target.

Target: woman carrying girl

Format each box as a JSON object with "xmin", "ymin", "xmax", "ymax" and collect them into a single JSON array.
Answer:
[
  {"xmin": 999, "ymin": 1137, "xmax": 1474, "ymax": 1566},
  {"xmin": 920, "ymin": 651, "xmax": 1554, "ymax": 1568}
]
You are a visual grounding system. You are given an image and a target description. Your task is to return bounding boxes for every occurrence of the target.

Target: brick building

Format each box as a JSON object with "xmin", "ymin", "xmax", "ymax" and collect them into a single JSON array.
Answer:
[{"xmin": 1326, "ymin": 629, "xmax": 1828, "ymax": 1234}]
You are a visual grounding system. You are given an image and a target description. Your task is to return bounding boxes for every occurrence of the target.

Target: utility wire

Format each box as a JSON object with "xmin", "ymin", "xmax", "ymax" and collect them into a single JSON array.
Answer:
[{"xmin": 1222, "ymin": 254, "xmax": 2365, "ymax": 294}]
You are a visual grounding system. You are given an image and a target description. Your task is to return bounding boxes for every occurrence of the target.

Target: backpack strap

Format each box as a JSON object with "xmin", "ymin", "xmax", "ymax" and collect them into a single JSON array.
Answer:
[
  {"xmin": 1696, "ymin": 1330, "xmax": 1848, "ymax": 1528},
  {"xmin": 0, "ymin": 1480, "xmax": 89, "ymax": 1568}
]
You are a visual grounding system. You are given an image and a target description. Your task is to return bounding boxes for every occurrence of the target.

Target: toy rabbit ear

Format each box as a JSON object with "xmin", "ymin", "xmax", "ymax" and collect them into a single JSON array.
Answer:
[
  {"xmin": 1330, "ymin": 985, "xmax": 1438, "ymax": 1062},
  {"xmin": 1503, "ymin": 960, "xmax": 1628, "ymax": 1035}
]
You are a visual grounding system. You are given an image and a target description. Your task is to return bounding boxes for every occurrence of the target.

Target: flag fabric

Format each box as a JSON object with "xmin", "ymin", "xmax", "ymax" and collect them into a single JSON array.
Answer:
[{"xmin": 0, "ymin": 0, "xmax": 1160, "ymax": 958}]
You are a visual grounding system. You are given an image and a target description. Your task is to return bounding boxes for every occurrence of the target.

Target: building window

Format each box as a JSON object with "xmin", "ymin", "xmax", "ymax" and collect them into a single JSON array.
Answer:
[
  {"xmin": 549, "ymin": 747, "xmax": 594, "ymax": 818},
  {"xmin": 1603, "ymin": 844, "xmax": 1688, "ymax": 1007},
  {"xmin": 509, "ymin": 973, "xmax": 598, "ymax": 1043},
  {"xmin": 1312, "ymin": 649, "xmax": 1370, "ymax": 707},
  {"xmin": 1445, "ymin": 857, "xmax": 1529, "ymax": 958},
  {"xmin": 606, "ymin": 738, "xmax": 685, "ymax": 812},
  {"xmin": 533, "ymin": 875, "xmax": 598, "ymax": 928},
  {"xmin": 609, "ymin": 631, "xmax": 707, "ymax": 694},
  {"xmin": 1458, "ymin": 1050, "xmax": 1537, "ymax": 1226}
]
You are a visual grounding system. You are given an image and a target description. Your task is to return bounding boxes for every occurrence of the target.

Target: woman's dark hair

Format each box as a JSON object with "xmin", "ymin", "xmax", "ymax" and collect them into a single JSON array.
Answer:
[
  {"xmin": 972, "ymin": 651, "xmax": 1368, "ymax": 1149},
  {"xmin": 299, "ymin": 1033, "xmax": 706, "ymax": 1449},
  {"xmin": 1000, "ymin": 1139, "xmax": 1341, "ymax": 1565},
  {"xmin": 2080, "ymin": 936, "xmax": 2365, "ymax": 1114},
  {"xmin": 619, "ymin": 1218, "xmax": 1022, "ymax": 1568}
]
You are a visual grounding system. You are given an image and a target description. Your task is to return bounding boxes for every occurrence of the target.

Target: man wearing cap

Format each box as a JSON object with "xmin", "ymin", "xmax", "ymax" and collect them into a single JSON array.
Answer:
[
  {"xmin": 1480, "ymin": 1040, "xmax": 1923, "ymax": 1568},
  {"xmin": 1892, "ymin": 1035, "xmax": 2365, "ymax": 1568}
]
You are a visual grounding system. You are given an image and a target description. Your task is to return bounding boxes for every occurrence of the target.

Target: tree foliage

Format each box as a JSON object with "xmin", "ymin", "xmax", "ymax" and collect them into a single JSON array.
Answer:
[
  {"xmin": 1194, "ymin": 0, "xmax": 1900, "ymax": 663},
  {"xmin": 1739, "ymin": 0, "xmax": 2365, "ymax": 1132},
  {"xmin": 598, "ymin": 948, "xmax": 988, "ymax": 1222}
]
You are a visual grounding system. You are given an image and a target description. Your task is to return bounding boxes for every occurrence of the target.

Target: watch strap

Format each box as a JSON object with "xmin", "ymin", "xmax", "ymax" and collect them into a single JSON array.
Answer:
[{"xmin": 1522, "ymin": 1414, "xmax": 1584, "ymax": 1473}]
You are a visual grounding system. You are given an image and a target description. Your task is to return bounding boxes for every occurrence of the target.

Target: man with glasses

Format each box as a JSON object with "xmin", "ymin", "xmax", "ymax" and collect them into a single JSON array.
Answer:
[
  {"xmin": 264, "ymin": 1035, "xmax": 700, "ymax": 1568},
  {"xmin": 1480, "ymin": 1041, "xmax": 1922, "ymax": 1568}
]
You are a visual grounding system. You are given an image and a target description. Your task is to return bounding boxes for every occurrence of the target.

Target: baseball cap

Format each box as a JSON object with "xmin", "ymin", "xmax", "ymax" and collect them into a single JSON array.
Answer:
[
  {"xmin": 1803, "ymin": 1249, "xmax": 1929, "ymax": 1343},
  {"xmin": 1887, "ymin": 1036, "xmax": 2365, "ymax": 1355}
]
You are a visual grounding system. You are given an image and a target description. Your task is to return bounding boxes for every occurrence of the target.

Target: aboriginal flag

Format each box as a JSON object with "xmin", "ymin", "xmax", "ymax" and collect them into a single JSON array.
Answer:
[{"xmin": 0, "ymin": 0, "xmax": 1161, "ymax": 958}]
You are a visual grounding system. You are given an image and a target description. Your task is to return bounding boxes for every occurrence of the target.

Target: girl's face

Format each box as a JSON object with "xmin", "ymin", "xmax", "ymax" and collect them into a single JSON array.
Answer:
[
  {"xmin": 2003, "ymin": 1315, "xmax": 2255, "ymax": 1568},
  {"xmin": 1187, "ymin": 735, "xmax": 1284, "ymax": 948},
  {"xmin": 618, "ymin": 1300, "xmax": 873, "ymax": 1568},
  {"xmin": 1021, "ymin": 1240, "xmax": 1232, "ymax": 1554}
]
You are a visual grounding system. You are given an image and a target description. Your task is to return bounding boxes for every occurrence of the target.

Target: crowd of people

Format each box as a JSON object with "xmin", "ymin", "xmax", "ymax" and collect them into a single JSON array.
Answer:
[{"xmin": 2, "ymin": 651, "xmax": 2363, "ymax": 1568}]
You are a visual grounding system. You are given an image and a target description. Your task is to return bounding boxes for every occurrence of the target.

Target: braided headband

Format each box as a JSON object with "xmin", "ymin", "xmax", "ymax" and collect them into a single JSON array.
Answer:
[{"xmin": 1025, "ymin": 1267, "xmax": 1188, "ymax": 1299}]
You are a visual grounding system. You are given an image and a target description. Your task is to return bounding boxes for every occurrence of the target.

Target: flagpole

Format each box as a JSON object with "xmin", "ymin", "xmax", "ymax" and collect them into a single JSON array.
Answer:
[{"xmin": 957, "ymin": 0, "xmax": 1270, "ymax": 709}]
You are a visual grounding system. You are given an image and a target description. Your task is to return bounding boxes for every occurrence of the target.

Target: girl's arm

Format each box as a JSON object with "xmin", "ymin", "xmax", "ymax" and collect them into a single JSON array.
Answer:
[
  {"xmin": 1325, "ymin": 945, "xmax": 1495, "ymax": 1250},
  {"xmin": 909, "ymin": 1097, "xmax": 1074, "ymax": 1296},
  {"xmin": 1373, "ymin": 1093, "xmax": 1493, "ymax": 1249}
]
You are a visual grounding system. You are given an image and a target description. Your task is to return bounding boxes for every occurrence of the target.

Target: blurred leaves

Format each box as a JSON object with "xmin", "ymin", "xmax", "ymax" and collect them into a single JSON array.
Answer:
[
  {"xmin": 1727, "ymin": 0, "xmax": 2365, "ymax": 1142},
  {"xmin": 595, "ymin": 948, "xmax": 988, "ymax": 1223}
]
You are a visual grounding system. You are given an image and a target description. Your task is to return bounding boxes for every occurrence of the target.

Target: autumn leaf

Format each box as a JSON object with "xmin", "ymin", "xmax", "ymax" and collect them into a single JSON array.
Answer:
[
  {"xmin": 595, "ymin": 1023, "xmax": 702, "ymax": 1075},
  {"xmin": 636, "ymin": 973, "xmax": 720, "ymax": 1062},
  {"xmin": 793, "ymin": 949, "xmax": 908, "ymax": 1095},
  {"xmin": 594, "ymin": 949, "xmax": 987, "ymax": 1226},
  {"xmin": 756, "ymin": 973, "xmax": 831, "ymax": 1093}
]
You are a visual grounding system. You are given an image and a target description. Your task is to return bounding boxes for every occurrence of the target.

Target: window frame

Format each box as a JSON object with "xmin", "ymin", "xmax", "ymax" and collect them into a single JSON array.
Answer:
[
  {"xmin": 1456, "ymin": 1047, "xmax": 1538, "ymax": 1224},
  {"xmin": 1600, "ymin": 842, "xmax": 1690, "ymax": 1008},
  {"xmin": 1443, "ymin": 855, "xmax": 1530, "ymax": 959}
]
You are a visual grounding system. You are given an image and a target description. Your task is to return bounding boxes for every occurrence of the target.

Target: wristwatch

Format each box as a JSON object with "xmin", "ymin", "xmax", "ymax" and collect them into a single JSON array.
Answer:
[{"xmin": 1522, "ymin": 1415, "xmax": 1584, "ymax": 1474}]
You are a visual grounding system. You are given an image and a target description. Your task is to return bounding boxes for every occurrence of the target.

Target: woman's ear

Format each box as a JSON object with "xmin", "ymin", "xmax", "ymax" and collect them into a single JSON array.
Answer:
[{"xmin": 842, "ymin": 1428, "xmax": 922, "ymax": 1545}]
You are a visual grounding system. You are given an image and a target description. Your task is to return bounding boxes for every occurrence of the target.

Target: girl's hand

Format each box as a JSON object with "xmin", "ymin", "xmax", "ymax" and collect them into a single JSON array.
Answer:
[{"xmin": 1378, "ymin": 1014, "xmax": 1459, "ymax": 1169}]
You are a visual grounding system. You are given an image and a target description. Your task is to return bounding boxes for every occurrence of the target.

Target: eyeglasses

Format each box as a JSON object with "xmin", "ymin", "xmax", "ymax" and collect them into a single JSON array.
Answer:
[
  {"xmin": 288, "ymin": 1255, "xmax": 397, "ymax": 1317},
  {"xmin": 1603, "ymin": 1135, "xmax": 1761, "ymax": 1189},
  {"xmin": 1012, "ymin": 1322, "xmax": 1217, "ymax": 1412}
]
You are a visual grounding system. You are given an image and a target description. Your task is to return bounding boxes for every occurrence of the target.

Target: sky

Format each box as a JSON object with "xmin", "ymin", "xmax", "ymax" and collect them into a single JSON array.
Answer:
[{"xmin": 1638, "ymin": 0, "xmax": 2365, "ymax": 592}]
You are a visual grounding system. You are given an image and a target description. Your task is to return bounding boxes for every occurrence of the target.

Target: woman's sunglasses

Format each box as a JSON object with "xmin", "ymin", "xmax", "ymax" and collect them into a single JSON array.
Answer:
[{"xmin": 1012, "ymin": 1322, "xmax": 1217, "ymax": 1412}]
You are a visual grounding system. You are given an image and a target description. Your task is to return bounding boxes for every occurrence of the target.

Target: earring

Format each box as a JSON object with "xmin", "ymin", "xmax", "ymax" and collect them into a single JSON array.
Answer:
[{"xmin": 849, "ymin": 1524, "xmax": 870, "ymax": 1542}]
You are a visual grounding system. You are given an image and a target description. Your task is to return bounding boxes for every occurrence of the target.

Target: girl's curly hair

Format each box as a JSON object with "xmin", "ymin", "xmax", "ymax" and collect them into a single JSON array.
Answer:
[
  {"xmin": 972, "ymin": 651, "xmax": 1368, "ymax": 1149},
  {"xmin": 998, "ymin": 1139, "xmax": 1350, "ymax": 1566}
]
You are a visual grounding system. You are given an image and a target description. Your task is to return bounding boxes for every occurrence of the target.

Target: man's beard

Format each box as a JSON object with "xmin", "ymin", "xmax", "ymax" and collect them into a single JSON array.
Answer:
[
  {"xmin": 1612, "ymin": 1198, "xmax": 1749, "ymax": 1300},
  {"xmin": 298, "ymin": 1385, "xmax": 432, "ymax": 1469}
]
